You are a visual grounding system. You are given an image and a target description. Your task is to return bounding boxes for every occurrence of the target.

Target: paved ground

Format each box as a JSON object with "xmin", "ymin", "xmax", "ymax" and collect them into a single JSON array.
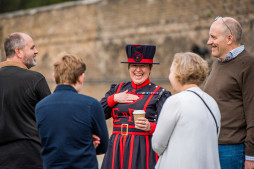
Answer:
[{"xmin": 97, "ymin": 155, "xmax": 104, "ymax": 168}]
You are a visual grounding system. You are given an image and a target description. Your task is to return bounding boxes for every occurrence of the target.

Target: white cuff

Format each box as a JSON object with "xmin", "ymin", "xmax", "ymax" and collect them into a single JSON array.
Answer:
[{"xmin": 245, "ymin": 155, "xmax": 254, "ymax": 161}]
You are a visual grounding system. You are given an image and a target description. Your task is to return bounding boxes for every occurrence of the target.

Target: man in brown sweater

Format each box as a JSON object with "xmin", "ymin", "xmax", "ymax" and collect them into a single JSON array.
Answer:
[{"xmin": 204, "ymin": 17, "xmax": 254, "ymax": 169}]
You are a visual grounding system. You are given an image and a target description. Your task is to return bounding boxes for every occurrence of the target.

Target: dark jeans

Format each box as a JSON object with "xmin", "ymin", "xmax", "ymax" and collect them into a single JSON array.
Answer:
[{"xmin": 219, "ymin": 144, "xmax": 245, "ymax": 169}]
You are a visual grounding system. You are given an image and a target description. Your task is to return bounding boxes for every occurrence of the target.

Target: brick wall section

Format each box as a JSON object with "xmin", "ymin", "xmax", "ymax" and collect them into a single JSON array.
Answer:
[{"xmin": 0, "ymin": 0, "xmax": 254, "ymax": 99}]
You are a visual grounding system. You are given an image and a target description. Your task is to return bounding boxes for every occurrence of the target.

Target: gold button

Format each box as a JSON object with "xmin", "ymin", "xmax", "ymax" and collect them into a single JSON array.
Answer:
[
  {"xmin": 154, "ymin": 119, "xmax": 157, "ymax": 121},
  {"xmin": 155, "ymin": 115, "xmax": 157, "ymax": 117}
]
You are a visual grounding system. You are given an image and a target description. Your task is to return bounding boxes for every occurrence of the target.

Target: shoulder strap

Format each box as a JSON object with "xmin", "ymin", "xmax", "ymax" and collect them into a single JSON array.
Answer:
[
  {"xmin": 157, "ymin": 88, "xmax": 165, "ymax": 101},
  {"xmin": 186, "ymin": 90, "xmax": 219, "ymax": 134}
]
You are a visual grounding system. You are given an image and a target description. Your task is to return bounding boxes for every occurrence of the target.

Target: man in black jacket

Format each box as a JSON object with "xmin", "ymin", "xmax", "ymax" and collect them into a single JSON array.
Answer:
[{"xmin": 0, "ymin": 32, "xmax": 51, "ymax": 169}]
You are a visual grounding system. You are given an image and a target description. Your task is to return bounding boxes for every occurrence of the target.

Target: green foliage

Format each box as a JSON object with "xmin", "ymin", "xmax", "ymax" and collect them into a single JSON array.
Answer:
[{"xmin": 0, "ymin": 0, "xmax": 76, "ymax": 14}]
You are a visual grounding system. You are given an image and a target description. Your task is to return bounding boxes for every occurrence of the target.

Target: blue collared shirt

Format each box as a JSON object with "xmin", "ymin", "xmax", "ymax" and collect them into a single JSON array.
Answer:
[{"xmin": 217, "ymin": 45, "xmax": 245, "ymax": 62}]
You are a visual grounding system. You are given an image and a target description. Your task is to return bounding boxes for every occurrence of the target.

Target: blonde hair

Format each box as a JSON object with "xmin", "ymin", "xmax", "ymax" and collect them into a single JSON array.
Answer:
[
  {"xmin": 171, "ymin": 52, "xmax": 208, "ymax": 86},
  {"xmin": 54, "ymin": 54, "xmax": 86, "ymax": 85}
]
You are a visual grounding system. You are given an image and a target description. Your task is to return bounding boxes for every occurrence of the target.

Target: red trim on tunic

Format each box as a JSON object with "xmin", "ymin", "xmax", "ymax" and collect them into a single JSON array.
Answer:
[
  {"xmin": 120, "ymin": 136, "xmax": 124, "ymax": 169},
  {"xmin": 111, "ymin": 134, "xmax": 119, "ymax": 169},
  {"xmin": 117, "ymin": 82, "xmax": 124, "ymax": 93},
  {"xmin": 107, "ymin": 82, "xmax": 124, "ymax": 107},
  {"xmin": 155, "ymin": 153, "xmax": 159, "ymax": 162},
  {"xmin": 128, "ymin": 109, "xmax": 135, "ymax": 122},
  {"xmin": 123, "ymin": 136, "xmax": 127, "ymax": 154},
  {"xmin": 146, "ymin": 122, "xmax": 156, "ymax": 135},
  {"xmin": 143, "ymin": 86, "xmax": 161, "ymax": 112},
  {"xmin": 107, "ymin": 94, "xmax": 117, "ymax": 107},
  {"xmin": 112, "ymin": 108, "xmax": 120, "ymax": 124},
  {"xmin": 108, "ymin": 82, "xmax": 124, "ymax": 118},
  {"xmin": 131, "ymin": 78, "xmax": 150, "ymax": 89},
  {"xmin": 145, "ymin": 136, "xmax": 149, "ymax": 169},
  {"xmin": 122, "ymin": 136, "xmax": 127, "ymax": 168},
  {"xmin": 128, "ymin": 135, "xmax": 135, "ymax": 169}
]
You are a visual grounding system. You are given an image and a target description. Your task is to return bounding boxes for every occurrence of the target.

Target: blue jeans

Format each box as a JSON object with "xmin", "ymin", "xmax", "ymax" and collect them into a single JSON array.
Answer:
[{"xmin": 219, "ymin": 144, "xmax": 245, "ymax": 169}]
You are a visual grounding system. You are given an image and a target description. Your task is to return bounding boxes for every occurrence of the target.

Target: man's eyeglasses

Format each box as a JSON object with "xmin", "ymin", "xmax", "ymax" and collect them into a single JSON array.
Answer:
[{"xmin": 215, "ymin": 16, "xmax": 232, "ymax": 35}]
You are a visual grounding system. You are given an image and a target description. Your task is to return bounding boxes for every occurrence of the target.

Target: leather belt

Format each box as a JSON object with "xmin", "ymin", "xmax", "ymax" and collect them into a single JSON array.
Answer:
[{"xmin": 113, "ymin": 124, "xmax": 151, "ymax": 136}]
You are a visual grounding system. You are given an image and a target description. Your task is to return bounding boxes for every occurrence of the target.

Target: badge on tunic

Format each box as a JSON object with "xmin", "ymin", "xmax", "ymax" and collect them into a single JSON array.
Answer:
[{"xmin": 137, "ymin": 92, "xmax": 159, "ymax": 95}]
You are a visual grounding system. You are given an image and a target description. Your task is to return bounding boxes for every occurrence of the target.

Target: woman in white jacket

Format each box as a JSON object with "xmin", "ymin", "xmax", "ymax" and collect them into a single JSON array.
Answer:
[{"xmin": 152, "ymin": 52, "xmax": 221, "ymax": 169}]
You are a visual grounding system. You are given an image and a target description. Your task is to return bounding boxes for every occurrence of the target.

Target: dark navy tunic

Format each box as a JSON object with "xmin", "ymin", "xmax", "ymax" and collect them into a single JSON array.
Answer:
[{"xmin": 101, "ymin": 78, "xmax": 171, "ymax": 169}]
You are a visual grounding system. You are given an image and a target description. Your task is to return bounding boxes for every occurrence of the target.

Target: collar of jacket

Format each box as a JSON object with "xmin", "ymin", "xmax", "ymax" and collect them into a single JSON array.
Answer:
[
  {"xmin": 0, "ymin": 61, "xmax": 28, "ymax": 69},
  {"xmin": 54, "ymin": 85, "xmax": 78, "ymax": 93},
  {"xmin": 131, "ymin": 78, "xmax": 150, "ymax": 89}
]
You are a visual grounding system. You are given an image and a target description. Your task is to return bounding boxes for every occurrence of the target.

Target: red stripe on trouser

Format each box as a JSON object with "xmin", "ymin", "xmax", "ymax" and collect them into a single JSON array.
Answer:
[
  {"xmin": 146, "ymin": 136, "xmax": 149, "ymax": 169},
  {"xmin": 112, "ymin": 134, "xmax": 119, "ymax": 169},
  {"xmin": 120, "ymin": 136, "xmax": 123, "ymax": 169},
  {"xmin": 123, "ymin": 136, "xmax": 127, "ymax": 155},
  {"xmin": 121, "ymin": 136, "xmax": 127, "ymax": 169},
  {"xmin": 128, "ymin": 135, "xmax": 135, "ymax": 169},
  {"xmin": 155, "ymin": 153, "xmax": 158, "ymax": 162}
]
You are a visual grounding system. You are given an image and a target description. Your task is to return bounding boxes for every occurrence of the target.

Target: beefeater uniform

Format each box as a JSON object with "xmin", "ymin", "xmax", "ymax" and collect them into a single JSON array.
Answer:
[{"xmin": 100, "ymin": 44, "xmax": 171, "ymax": 169}]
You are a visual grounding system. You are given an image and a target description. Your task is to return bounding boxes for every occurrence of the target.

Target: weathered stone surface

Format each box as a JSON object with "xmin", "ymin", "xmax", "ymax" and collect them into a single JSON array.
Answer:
[{"xmin": 0, "ymin": 0, "xmax": 253, "ymax": 96}]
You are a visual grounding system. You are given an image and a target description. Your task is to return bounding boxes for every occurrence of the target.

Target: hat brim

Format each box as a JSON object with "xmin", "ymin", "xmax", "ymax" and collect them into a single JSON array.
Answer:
[{"xmin": 120, "ymin": 62, "xmax": 160, "ymax": 64}]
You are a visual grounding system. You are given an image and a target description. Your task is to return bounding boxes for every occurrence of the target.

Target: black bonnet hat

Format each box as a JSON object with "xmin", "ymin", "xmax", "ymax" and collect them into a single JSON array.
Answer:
[{"xmin": 121, "ymin": 44, "xmax": 159, "ymax": 64}]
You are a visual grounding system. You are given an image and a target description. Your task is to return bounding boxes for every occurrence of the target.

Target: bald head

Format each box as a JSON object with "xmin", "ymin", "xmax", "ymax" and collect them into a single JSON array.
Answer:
[
  {"xmin": 213, "ymin": 17, "xmax": 242, "ymax": 44},
  {"xmin": 208, "ymin": 17, "xmax": 243, "ymax": 60}
]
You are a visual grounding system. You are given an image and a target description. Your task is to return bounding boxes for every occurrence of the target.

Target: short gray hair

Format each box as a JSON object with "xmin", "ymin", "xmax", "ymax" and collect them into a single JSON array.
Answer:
[
  {"xmin": 4, "ymin": 32, "xmax": 26, "ymax": 58},
  {"xmin": 224, "ymin": 17, "xmax": 242, "ymax": 44}
]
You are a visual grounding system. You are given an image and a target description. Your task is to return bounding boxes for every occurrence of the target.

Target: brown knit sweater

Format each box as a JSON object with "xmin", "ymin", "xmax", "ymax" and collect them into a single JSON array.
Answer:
[{"xmin": 204, "ymin": 50, "xmax": 254, "ymax": 156}]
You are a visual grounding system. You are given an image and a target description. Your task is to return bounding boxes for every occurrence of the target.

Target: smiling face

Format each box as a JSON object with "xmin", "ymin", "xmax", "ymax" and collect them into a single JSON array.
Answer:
[
  {"xmin": 129, "ymin": 64, "xmax": 151, "ymax": 85},
  {"xmin": 207, "ymin": 21, "xmax": 231, "ymax": 60},
  {"xmin": 20, "ymin": 34, "xmax": 38, "ymax": 69}
]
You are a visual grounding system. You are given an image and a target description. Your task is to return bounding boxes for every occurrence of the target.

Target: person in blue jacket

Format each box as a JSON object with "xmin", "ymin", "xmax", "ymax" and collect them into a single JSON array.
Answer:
[{"xmin": 35, "ymin": 54, "xmax": 108, "ymax": 169}]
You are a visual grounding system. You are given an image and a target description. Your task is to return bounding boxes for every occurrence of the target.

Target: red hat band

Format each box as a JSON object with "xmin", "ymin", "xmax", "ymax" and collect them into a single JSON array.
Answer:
[{"xmin": 127, "ymin": 58, "xmax": 154, "ymax": 63}]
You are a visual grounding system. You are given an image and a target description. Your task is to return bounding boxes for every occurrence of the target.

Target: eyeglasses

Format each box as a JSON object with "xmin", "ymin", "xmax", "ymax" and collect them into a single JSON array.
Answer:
[{"xmin": 215, "ymin": 16, "xmax": 232, "ymax": 35}]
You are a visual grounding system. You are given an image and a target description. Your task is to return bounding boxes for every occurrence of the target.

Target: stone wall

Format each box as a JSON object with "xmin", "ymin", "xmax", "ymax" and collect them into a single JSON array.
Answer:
[{"xmin": 0, "ymin": 0, "xmax": 254, "ymax": 99}]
